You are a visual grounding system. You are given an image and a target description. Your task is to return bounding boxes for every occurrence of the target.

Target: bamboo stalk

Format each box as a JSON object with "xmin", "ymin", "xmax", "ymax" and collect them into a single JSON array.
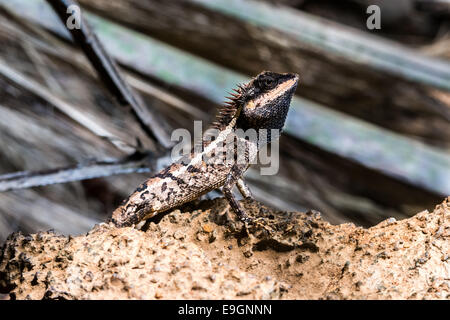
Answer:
[{"xmin": 191, "ymin": 0, "xmax": 450, "ymax": 90}]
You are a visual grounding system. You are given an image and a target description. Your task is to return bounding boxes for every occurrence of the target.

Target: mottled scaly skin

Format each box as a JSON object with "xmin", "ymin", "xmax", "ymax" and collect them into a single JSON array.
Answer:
[
  {"xmin": 112, "ymin": 122, "xmax": 255, "ymax": 226},
  {"xmin": 112, "ymin": 71, "xmax": 299, "ymax": 227}
]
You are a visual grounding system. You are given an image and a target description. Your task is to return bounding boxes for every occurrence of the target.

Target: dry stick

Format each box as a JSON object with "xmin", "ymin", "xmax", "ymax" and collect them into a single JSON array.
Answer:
[
  {"xmin": 45, "ymin": 0, "xmax": 173, "ymax": 149},
  {"xmin": 0, "ymin": 161, "xmax": 147, "ymax": 192},
  {"xmin": 0, "ymin": 153, "xmax": 174, "ymax": 192}
]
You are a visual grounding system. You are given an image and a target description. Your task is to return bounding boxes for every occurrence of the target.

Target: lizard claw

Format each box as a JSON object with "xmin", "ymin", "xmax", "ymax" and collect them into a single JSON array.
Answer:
[{"xmin": 240, "ymin": 215, "xmax": 254, "ymax": 223}]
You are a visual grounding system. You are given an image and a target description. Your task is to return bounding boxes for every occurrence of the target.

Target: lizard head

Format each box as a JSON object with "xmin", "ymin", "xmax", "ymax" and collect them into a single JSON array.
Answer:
[{"xmin": 236, "ymin": 71, "xmax": 299, "ymax": 140}]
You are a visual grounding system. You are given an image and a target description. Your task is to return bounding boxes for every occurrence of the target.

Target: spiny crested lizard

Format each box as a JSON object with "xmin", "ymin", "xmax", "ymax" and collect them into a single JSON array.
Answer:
[{"xmin": 111, "ymin": 71, "xmax": 299, "ymax": 227}]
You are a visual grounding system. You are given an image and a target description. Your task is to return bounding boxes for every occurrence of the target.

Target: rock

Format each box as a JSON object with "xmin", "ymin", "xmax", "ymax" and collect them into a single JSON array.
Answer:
[{"xmin": 1, "ymin": 197, "xmax": 449, "ymax": 300}]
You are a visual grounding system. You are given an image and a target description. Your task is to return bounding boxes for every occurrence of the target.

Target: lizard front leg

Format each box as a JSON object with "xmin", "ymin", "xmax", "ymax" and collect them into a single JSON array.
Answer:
[{"xmin": 222, "ymin": 164, "xmax": 252, "ymax": 222}]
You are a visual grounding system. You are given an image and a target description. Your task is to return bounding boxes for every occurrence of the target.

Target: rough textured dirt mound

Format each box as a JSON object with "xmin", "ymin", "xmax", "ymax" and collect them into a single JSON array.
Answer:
[{"xmin": 1, "ymin": 197, "xmax": 449, "ymax": 300}]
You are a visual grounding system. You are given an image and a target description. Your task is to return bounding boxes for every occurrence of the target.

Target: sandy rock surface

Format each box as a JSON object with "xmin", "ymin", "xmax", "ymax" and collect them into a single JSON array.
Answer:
[{"xmin": 1, "ymin": 197, "xmax": 449, "ymax": 300}]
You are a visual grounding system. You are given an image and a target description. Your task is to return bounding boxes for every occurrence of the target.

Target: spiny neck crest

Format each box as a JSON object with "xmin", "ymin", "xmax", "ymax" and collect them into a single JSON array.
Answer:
[{"xmin": 210, "ymin": 83, "xmax": 247, "ymax": 130}]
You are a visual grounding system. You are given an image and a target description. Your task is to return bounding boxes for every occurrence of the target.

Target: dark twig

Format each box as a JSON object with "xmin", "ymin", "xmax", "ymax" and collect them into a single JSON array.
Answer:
[{"xmin": 45, "ymin": 0, "xmax": 173, "ymax": 148}]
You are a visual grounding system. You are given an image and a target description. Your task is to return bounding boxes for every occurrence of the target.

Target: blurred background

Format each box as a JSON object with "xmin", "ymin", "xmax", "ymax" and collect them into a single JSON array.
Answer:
[{"xmin": 0, "ymin": 0, "xmax": 449, "ymax": 243}]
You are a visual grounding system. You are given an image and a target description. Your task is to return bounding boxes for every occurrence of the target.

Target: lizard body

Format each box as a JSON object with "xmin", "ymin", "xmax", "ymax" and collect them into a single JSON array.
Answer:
[{"xmin": 111, "ymin": 71, "xmax": 299, "ymax": 227}]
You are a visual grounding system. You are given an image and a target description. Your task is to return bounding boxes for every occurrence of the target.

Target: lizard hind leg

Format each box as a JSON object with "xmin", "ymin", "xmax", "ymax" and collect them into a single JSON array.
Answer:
[{"xmin": 222, "ymin": 165, "xmax": 252, "ymax": 222}]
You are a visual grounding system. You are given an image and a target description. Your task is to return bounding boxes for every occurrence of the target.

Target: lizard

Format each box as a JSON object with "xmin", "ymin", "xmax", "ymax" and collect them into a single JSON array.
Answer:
[{"xmin": 111, "ymin": 71, "xmax": 299, "ymax": 227}]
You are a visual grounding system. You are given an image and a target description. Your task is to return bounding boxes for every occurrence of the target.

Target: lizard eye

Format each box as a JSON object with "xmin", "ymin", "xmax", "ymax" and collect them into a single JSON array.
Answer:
[{"xmin": 258, "ymin": 76, "xmax": 276, "ymax": 90}]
